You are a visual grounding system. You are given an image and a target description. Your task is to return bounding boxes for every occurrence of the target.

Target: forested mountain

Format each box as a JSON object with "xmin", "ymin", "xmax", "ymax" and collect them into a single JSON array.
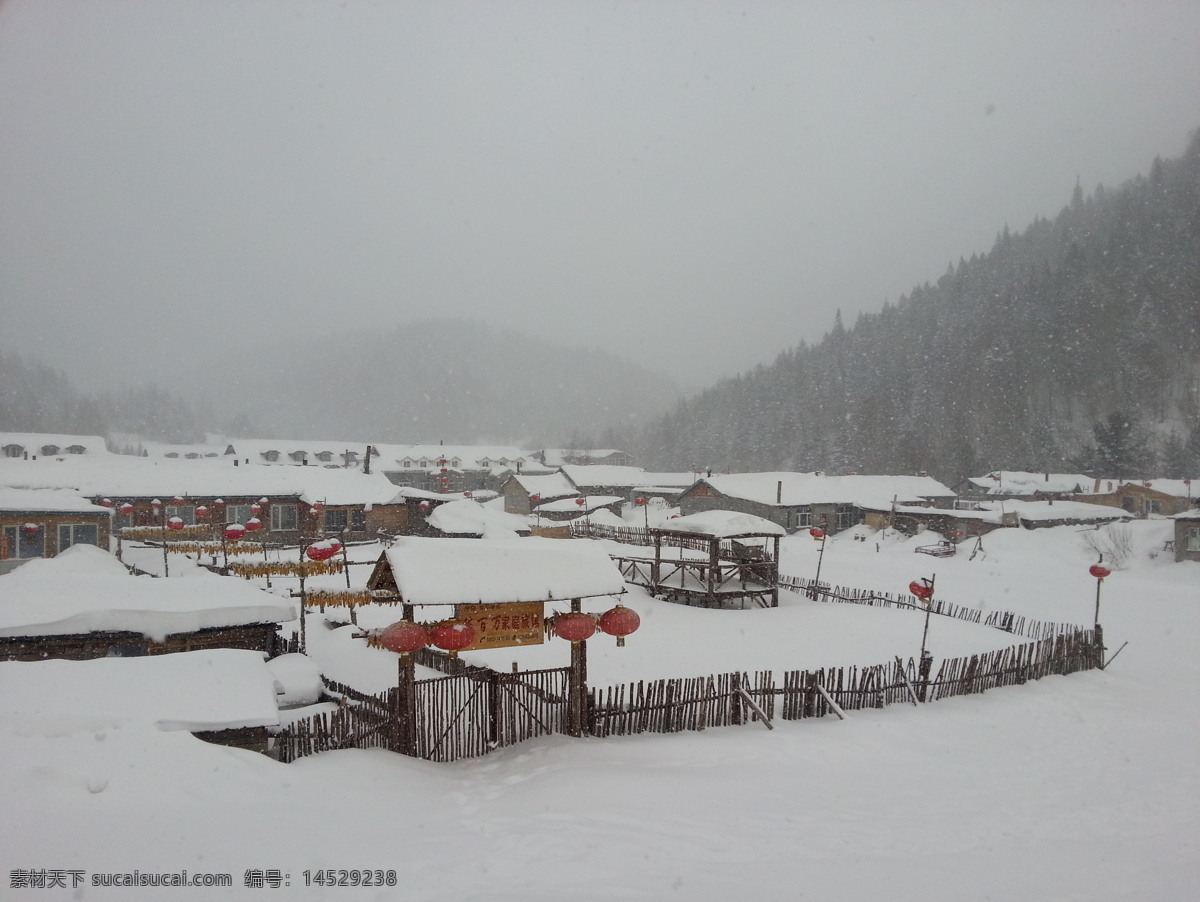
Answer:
[
  {"xmin": 170, "ymin": 320, "xmax": 685, "ymax": 447},
  {"xmin": 632, "ymin": 132, "xmax": 1200, "ymax": 481},
  {"xmin": 0, "ymin": 349, "xmax": 213, "ymax": 445}
]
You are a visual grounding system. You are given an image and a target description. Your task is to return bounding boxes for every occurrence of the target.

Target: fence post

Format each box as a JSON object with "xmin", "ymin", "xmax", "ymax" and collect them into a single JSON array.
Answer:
[{"xmin": 730, "ymin": 672, "xmax": 742, "ymax": 726}]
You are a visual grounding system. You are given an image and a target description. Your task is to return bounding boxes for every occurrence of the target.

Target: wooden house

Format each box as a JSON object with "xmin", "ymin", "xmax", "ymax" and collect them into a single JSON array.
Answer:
[
  {"xmin": 1073, "ymin": 479, "xmax": 1198, "ymax": 519},
  {"xmin": 0, "ymin": 488, "xmax": 112, "ymax": 573},
  {"xmin": 678, "ymin": 472, "xmax": 956, "ymax": 535},
  {"xmin": 501, "ymin": 472, "xmax": 578, "ymax": 515},
  {"xmin": 560, "ymin": 465, "xmax": 697, "ymax": 503},
  {"xmin": 0, "ymin": 544, "xmax": 295, "ymax": 662}
]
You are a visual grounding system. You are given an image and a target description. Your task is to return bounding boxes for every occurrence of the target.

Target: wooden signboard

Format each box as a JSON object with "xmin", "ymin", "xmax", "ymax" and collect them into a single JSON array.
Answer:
[{"xmin": 455, "ymin": 602, "xmax": 545, "ymax": 651}]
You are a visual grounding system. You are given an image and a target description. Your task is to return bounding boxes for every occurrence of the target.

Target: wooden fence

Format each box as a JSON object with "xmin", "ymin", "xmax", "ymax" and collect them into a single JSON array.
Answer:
[{"xmin": 273, "ymin": 580, "xmax": 1105, "ymax": 764}]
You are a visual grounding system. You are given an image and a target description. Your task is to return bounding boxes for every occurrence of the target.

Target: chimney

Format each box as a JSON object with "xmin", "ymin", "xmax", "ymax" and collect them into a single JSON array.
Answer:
[{"xmin": 776, "ymin": 481, "xmax": 782, "ymax": 504}]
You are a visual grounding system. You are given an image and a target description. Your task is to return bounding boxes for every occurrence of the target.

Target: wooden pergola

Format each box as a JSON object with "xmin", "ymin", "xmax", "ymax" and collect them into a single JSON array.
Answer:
[{"xmin": 610, "ymin": 512, "xmax": 783, "ymax": 609}]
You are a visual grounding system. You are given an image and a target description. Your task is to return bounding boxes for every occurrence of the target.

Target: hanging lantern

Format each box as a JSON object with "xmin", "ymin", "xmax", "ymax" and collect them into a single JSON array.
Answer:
[
  {"xmin": 305, "ymin": 541, "xmax": 338, "ymax": 562},
  {"xmin": 429, "ymin": 620, "xmax": 476, "ymax": 657},
  {"xmin": 378, "ymin": 620, "xmax": 429, "ymax": 654},
  {"xmin": 419, "ymin": 500, "xmax": 430, "ymax": 510},
  {"xmin": 167, "ymin": 516, "xmax": 185, "ymax": 531},
  {"xmin": 250, "ymin": 502, "xmax": 262, "ymax": 515},
  {"xmin": 245, "ymin": 517, "xmax": 263, "ymax": 533},
  {"xmin": 173, "ymin": 495, "xmax": 185, "ymax": 505},
  {"xmin": 440, "ymin": 467, "xmax": 448, "ymax": 474},
  {"xmin": 311, "ymin": 501, "xmax": 324, "ymax": 512},
  {"xmin": 224, "ymin": 524, "xmax": 247, "ymax": 541},
  {"xmin": 598, "ymin": 605, "xmax": 641, "ymax": 647},
  {"xmin": 150, "ymin": 498, "xmax": 163, "ymax": 509},
  {"xmin": 809, "ymin": 527, "xmax": 825, "ymax": 539},
  {"xmin": 326, "ymin": 537, "xmax": 343, "ymax": 555},
  {"xmin": 213, "ymin": 498, "xmax": 225, "ymax": 507},
  {"xmin": 463, "ymin": 491, "xmax": 473, "ymax": 499},
  {"xmin": 635, "ymin": 497, "xmax": 646, "ymax": 506},
  {"xmin": 908, "ymin": 580, "xmax": 933, "ymax": 601},
  {"xmin": 98, "ymin": 498, "xmax": 114, "ymax": 508},
  {"xmin": 1089, "ymin": 564, "xmax": 1111, "ymax": 580},
  {"xmin": 553, "ymin": 611, "xmax": 597, "ymax": 642},
  {"xmin": 22, "ymin": 523, "xmax": 40, "ymax": 536},
  {"xmin": 575, "ymin": 497, "xmax": 587, "ymax": 507},
  {"xmin": 530, "ymin": 494, "xmax": 541, "ymax": 503},
  {"xmin": 118, "ymin": 502, "xmax": 134, "ymax": 516},
  {"xmin": 195, "ymin": 505, "xmax": 210, "ymax": 519}
]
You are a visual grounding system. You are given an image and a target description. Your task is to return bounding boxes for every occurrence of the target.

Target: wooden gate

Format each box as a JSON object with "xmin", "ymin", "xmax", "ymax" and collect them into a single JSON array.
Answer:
[{"xmin": 412, "ymin": 666, "xmax": 571, "ymax": 762}]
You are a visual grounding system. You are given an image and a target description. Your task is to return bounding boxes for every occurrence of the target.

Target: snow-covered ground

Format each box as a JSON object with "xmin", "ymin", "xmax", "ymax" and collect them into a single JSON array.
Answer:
[{"xmin": 1, "ymin": 519, "xmax": 1196, "ymax": 900}]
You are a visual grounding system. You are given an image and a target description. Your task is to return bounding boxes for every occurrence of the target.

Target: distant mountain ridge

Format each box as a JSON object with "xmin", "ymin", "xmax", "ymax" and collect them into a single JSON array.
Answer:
[
  {"xmin": 185, "ymin": 320, "xmax": 686, "ymax": 447},
  {"xmin": 632, "ymin": 131, "xmax": 1200, "ymax": 480}
]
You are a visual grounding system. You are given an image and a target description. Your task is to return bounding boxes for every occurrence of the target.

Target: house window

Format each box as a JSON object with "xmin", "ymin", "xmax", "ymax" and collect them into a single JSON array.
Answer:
[
  {"xmin": 419, "ymin": 460, "xmax": 428, "ymax": 468},
  {"xmin": 41, "ymin": 445, "xmax": 60, "ymax": 456},
  {"xmin": 165, "ymin": 505, "xmax": 195, "ymax": 525},
  {"xmin": 3, "ymin": 445, "xmax": 25, "ymax": 457},
  {"xmin": 227, "ymin": 504, "xmax": 254, "ymax": 525},
  {"xmin": 351, "ymin": 509, "xmax": 367, "ymax": 532},
  {"xmin": 58, "ymin": 523, "xmax": 99, "ymax": 551},
  {"xmin": 835, "ymin": 505, "xmax": 857, "ymax": 530},
  {"xmin": 315, "ymin": 451, "xmax": 333, "ymax": 462},
  {"xmin": 324, "ymin": 509, "xmax": 348, "ymax": 533},
  {"xmin": 66, "ymin": 445, "xmax": 85, "ymax": 454},
  {"xmin": 165, "ymin": 452, "xmax": 179, "ymax": 458},
  {"xmin": 2, "ymin": 525, "xmax": 45, "ymax": 559},
  {"xmin": 1146, "ymin": 499, "xmax": 1159, "ymax": 515},
  {"xmin": 791, "ymin": 509, "xmax": 813, "ymax": 529},
  {"xmin": 1187, "ymin": 527, "xmax": 1200, "ymax": 552},
  {"xmin": 185, "ymin": 452, "xmax": 200, "ymax": 459},
  {"xmin": 262, "ymin": 451, "xmax": 280, "ymax": 462},
  {"xmin": 289, "ymin": 451, "xmax": 307, "ymax": 462},
  {"xmin": 271, "ymin": 504, "xmax": 298, "ymax": 531}
]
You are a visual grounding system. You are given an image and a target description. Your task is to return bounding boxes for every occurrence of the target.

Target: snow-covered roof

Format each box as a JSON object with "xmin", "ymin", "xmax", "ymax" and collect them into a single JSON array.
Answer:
[
  {"xmin": 388, "ymin": 444, "xmax": 529, "ymax": 468},
  {"xmin": 509, "ymin": 472, "xmax": 577, "ymax": 499},
  {"xmin": 1087, "ymin": 478, "xmax": 1198, "ymax": 498},
  {"xmin": 0, "ymin": 455, "xmax": 403, "ymax": 506},
  {"xmin": 0, "ymin": 648, "xmax": 280, "ymax": 732},
  {"xmin": 380, "ymin": 537, "xmax": 626, "ymax": 605},
  {"xmin": 857, "ymin": 502, "xmax": 1005, "ymax": 523},
  {"xmin": 536, "ymin": 494, "xmax": 624, "ymax": 513},
  {"xmin": 656, "ymin": 510, "xmax": 787, "ymax": 538},
  {"xmin": 427, "ymin": 499, "xmax": 530, "ymax": 538},
  {"xmin": 1007, "ymin": 500, "xmax": 1133, "ymax": 523},
  {"xmin": 561, "ymin": 465, "xmax": 698, "ymax": 489},
  {"xmin": 697, "ymin": 472, "xmax": 955, "ymax": 508},
  {"xmin": 0, "ymin": 432, "xmax": 109, "ymax": 457},
  {"xmin": 967, "ymin": 472, "xmax": 1095, "ymax": 495},
  {"xmin": 0, "ymin": 545, "xmax": 295, "ymax": 640},
  {"xmin": 0, "ymin": 487, "xmax": 112, "ymax": 514},
  {"xmin": 1170, "ymin": 508, "xmax": 1200, "ymax": 520}
]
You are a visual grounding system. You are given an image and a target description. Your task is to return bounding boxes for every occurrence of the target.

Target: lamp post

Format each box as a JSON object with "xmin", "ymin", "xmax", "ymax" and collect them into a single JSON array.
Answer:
[
  {"xmin": 809, "ymin": 526, "xmax": 827, "ymax": 597},
  {"xmin": 907, "ymin": 575, "xmax": 936, "ymax": 701},
  {"xmin": 1088, "ymin": 557, "xmax": 1111, "ymax": 628}
]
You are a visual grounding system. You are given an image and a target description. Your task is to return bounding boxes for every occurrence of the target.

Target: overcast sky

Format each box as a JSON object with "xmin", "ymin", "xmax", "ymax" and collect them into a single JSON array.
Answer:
[{"xmin": 2, "ymin": 0, "xmax": 1198, "ymax": 391}]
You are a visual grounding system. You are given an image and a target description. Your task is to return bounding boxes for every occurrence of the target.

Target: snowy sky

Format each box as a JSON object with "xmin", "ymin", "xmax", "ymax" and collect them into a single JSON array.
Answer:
[{"xmin": 2, "ymin": 0, "xmax": 1198, "ymax": 387}]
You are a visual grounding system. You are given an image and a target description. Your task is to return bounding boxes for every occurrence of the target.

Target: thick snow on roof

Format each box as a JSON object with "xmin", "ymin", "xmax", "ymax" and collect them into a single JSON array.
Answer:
[
  {"xmin": 383, "ymin": 537, "xmax": 626, "ymax": 605},
  {"xmin": 561, "ymin": 464, "xmax": 698, "ymax": 489},
  {"xmin": 1008, "ymin": 500, "xmax": 1132, "ymax": 523},
  {"xmin": 0, "ymin": 648, "xmax": 280, "ymax": 732},
  {"xmin": 537, "ymin": 494, "xmax": 624, "ymax": 513},
  {"xmin": 427, "ymin": 499, "xmax": 530, "ymax": 537},
  {"xmin": 968, "ymin": 471, "xmax": 1095, "ymax": 494},
  {"xmin": 388, "ymin": 444, "xmax": 530, "ymax": 467},
  {"xmin": 1102, "ymin": 478, "xmax": 1197, "ymax": 498},
  {"xmin": 0, "ymin": 432, "xmax": 110, "ymax": 456},
  {"xmin": 0, "ymin": 487, "xmax": 112, "ymax": 514},
  {"xmin": 657, "ymin": 510, "xmax": 787, "ymax": 538},
  {"xmin": 702, "ymin": 472, "xmax": 955, "ymax": 508},
  {"xmin": 0, "ymin": 545, "xmax": 295, "ymax": 640},
  {"xmin": 0, "ymin": 454, "xmax": 402, "ymax": 505},
  {"xmin": 510, "ymin": 472, "xmax": 577, "ymax": 499}
]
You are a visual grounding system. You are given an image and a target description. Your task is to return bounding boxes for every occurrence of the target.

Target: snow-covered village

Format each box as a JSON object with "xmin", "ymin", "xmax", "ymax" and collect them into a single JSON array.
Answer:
[
  {"xmin": 0, "ymin": 434, "xmax": 1197, "ymax": 899},
  {"xmin": 3, "ymin": 2, "xmax": 1200, "ymax": 901}
]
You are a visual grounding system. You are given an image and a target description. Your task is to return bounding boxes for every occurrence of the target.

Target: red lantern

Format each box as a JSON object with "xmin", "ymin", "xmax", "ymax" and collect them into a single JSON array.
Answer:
[
  {"xmin": 553, "ymin": 611, "xmax": 597, "ymax": 642},
  {"xmin": 173, "ymin": 495, "xmax": 185, "ymax": 505},
  {"xmin": 598, "ymin": 605, "xmax": 641, "ymax": 646},
  {"xmin": 530, "ymin": 494, "xmax": 541, "ymax": 503},
  {"xmin": 440, "ymin": 467, "xmax": 448, "ymax": 474},
  {"xmin": 22, "ymin": 523, "xmax": 40, "ymax": 536},
  {"xmin": 118, "ymin": 502, "xmax": 134, "ymax": 516},
  {"xmin": 305, "ymin": 542, "xmax": 336, "ymax": 562},
  {"xmin": 378, "ymin": 620, "xmax": 428, "ymax": 654},
  {"xmin": 908, "ymin": 580, "xmax": 933, "ymax": 601},
  {"xmin": 245, "ymin": 517, "xmax": 262, "ymax": 533},
  {"xmin": 213, "ymin": 498, "xmax": 225, "ymax": 506},
  {"xmin": 419, "ymin": 500, "xmax": 430, "ymax": 510},
  {"xmin": 311, "ymin": 501, "xmax": 324, "ymax": 512},
  {"xmin": 195, "ymin": 505, "xmax": 210, "ymax": 519},
  {"xmin": 250, "ymin": 502, "xmax": 262, "ymax": 515},
  {"xmin": 98, "ymin": 498, "xmax": 114, "ymax": 508},
  {"xmin": 635, "ymin": 497, "xmax": 646, "ymax": 506},
  {"xmin": 809, "ymin": 527, "xmax": 825, "ymax": 539},
  {"xmin": 151, "ymin": 498, "xmax": 163, "ymax": 509},
  {"xmin": 429, "ymin": 620, "xmax": 476, "ymax": 656},
  {"xmin": 224, "ymin": 524, "xmax": 247, "ymax": 541},
  {"xmin": 167, "ymin": 516, "xmax": 185, "ymax": 531},
  {"xmin": 463, "ymin": 491, "xmax": 473, "ymax": 499},
  {"xmin": 576, "ymin": 497, "xmax": 587, "ymax": 507},
  {"xmin": 1089, "ymin": 564, "xmax": 1111, "ymax": 580}
]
